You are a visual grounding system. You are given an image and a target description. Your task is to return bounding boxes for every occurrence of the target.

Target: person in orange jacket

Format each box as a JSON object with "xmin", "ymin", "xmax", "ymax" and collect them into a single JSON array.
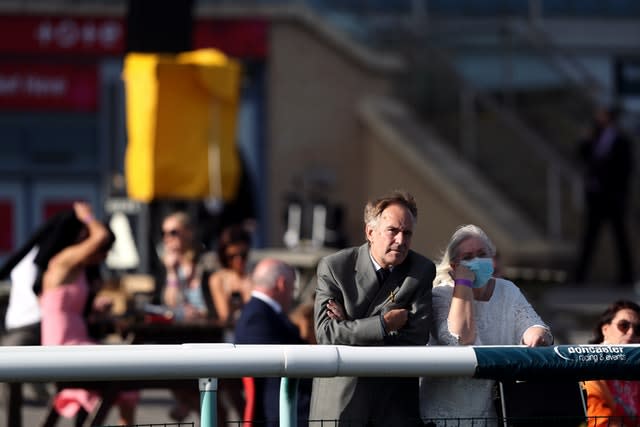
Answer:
[{"xmin": 584, "ymin": 300, "xmax": 640, "ymax": 427}]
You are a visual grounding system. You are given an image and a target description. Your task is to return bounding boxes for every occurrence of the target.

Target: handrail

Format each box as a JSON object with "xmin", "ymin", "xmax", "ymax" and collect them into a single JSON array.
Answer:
[
  {"xmin": 406, "ymin": 41, "xmax": 583, "ymax": 238},
  {"xmin": 0, "ymin": 344, "xmax": 478, "ymax": 382},
  {"xmin": 419, "ymin": 41, "xmax": 579, "ymax": 181},
  {"xmin": 4, "ymin": 343, "xmax": 640, "ymax": 381},
  {"xmin": 4, "ymin": 344, "xmax": 640, "ymax": 426},
  {"xmin": 506, "ymin": 19, "xmax": 606, "ymax": 104},
  {"xmin": 2, "ymin": 343, "xmax": 640, "ymax": 382}
]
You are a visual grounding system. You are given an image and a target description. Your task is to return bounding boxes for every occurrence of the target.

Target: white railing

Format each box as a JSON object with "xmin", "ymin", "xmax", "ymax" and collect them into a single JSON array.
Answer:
[
  {"xmin": 0, "ymin": 344, "xmax": 477, "ymax": 382},
  {"xmin": 3, "ymin": 344, "xmax": 639, "ymax": 426},
  {"xmin": 0, "ymin": 343, "xmax": 477, "ymax": 427}
]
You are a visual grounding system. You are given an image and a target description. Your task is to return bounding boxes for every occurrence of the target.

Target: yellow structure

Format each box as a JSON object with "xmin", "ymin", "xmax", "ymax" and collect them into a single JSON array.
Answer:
[{"xmin": 123, "ymin": 49, "xmax": 242, "ymax": 202}]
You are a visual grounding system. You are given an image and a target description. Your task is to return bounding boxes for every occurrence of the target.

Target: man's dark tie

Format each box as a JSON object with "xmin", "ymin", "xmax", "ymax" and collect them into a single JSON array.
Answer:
[{"xmin": 377, "ymin": 267, "xmax": 391, "ymax": 284}]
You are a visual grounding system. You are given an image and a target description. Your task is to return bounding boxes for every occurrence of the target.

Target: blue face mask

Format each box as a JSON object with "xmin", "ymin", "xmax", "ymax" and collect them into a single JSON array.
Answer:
[{"xmin": 460, "ymin": 257, "xmax": 494, "ymax": 288}]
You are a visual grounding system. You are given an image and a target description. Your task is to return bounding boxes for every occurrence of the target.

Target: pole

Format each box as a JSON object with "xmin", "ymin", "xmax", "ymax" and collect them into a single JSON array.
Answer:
[
  {"xmin": 279, "ymin": 377, "xmax": 298, "ymax": 427},
  {"xmin": 199, "ymin": 377, "xmax": 218, "ymax": 427}
]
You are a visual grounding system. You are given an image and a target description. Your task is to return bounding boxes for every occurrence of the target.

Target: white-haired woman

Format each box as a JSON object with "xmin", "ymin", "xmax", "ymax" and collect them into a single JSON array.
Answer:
[{"xmin": 419, "ymin": 224, "xmax": 553, "ymax": 426}]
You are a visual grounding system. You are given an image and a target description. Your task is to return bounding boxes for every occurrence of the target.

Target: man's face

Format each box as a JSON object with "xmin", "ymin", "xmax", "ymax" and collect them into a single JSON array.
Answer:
[{"xmin": 366, "ymin": 203, "xmax": 414, "ymax": 268}]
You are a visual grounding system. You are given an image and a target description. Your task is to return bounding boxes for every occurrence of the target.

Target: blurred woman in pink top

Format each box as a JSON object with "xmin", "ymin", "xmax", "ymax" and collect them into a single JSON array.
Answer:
[{"xmin": 40, "ymin": 201, "xmax": 138, "ymax": 425}]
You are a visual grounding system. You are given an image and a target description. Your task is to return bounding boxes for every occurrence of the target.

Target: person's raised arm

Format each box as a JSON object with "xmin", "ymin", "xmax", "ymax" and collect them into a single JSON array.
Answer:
[
  {"xmin": 162, "ymin": 249, "xmax": 181, "ymax": 308},
  {"xmin": 42, "ymin": 202, "xmax": 109, "ymax": 289},
  {"xmin": 446, "ymin": 264, "xmax": 477, "ymax": 345}
]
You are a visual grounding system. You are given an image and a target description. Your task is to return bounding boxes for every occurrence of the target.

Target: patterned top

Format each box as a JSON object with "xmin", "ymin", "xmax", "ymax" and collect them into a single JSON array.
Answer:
[{"xmin": 420, "ymin": 277, "xmax": 550, "ymax": 425}]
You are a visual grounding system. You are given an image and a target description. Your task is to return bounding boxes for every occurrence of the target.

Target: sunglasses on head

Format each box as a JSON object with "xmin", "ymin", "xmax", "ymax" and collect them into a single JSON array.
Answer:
[
  {"xmin": 615, "ymin": 319, "xmax": 640, "ymax": 337},
  {"xmin": 162, "ymin": 229, "xmax": 180, "ymax": 238}
]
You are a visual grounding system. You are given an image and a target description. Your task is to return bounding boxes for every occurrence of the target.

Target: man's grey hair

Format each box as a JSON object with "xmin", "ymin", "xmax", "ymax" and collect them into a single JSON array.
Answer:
[{"xmin": 363, "ymin": 190, "xmax": 417, "ymax": 229}]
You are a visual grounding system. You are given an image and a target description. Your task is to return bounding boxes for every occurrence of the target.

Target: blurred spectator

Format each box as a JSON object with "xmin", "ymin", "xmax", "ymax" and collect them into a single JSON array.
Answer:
[
  {"xmin": 205, "ymin": 224, "xmax": 254, "ymax": 424},
  {"xmin": 575, "ymin": 105, "xmax": 634, "ymax": 285},
  {"xmin": 0, "ymin": 209, "xmax": 94, "ymax": 427},
  {"xmin": 234, "ymin": 258, "xmax": 309, "ymax": 426},
  {"xmin": 1, "ymin": 247, "xmax": 45, "ymax": 427},
  {"xmin": 40, "ymin": 202, "xmax": 138, "ymax": 425},
  {"xmin": 0, "ymin": 209, "xmax": 100, "ymax": 427},
  {"xmin": 160, "ymin": 211, "xmax": 209, "ymax": 322},
  {"xmin": 420, "ymin": 224, "xmax": 552, "ymax": 424},
  {"xmin": 584, "ymin": 300, "xmax": 640, "ymax": 427},
  {"xmin": 159, "ymin": 217, "xmax": 251, "ymax": 424},
  {"xmin": 158, "ymin": 211, "xmax": 215, "ymax": 422},
  {"xmin": 208, "ymin": 224, "xmax": 253, "ymax": 338}
]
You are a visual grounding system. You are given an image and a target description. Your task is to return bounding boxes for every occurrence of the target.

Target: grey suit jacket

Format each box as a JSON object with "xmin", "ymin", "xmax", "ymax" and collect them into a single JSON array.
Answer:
[{"xmin": 309, "ymin": 243, "xmax": 435, "ymax": 427}]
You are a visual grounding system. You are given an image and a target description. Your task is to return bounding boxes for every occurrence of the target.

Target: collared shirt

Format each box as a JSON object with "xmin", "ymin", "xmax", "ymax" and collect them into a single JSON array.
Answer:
[
  {"xmin": 251, "ymin": 289, "xmax": 282, "ymax": 314},
  {"xmin": 368, "ymin": 251, "xmax": 393, "ymax": 273}
]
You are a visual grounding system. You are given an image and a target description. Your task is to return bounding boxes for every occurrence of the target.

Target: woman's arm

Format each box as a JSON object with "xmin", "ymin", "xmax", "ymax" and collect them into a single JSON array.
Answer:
[
  {"xmin": 510, "ymin": 283, "xmax": 553, "ymax": 347},
  {"xmin": 208, "ymin": 271, "xmax": 230, "ymax": 322},
  {"xmin": 162, "ymin": 251, "xmax": 181, "ymax": 308},
  {"xmin": 162, "ymin": 276, "xmax": 181, "ymax": 308},
  {"xmin": 446, "ymin": 264, "xmax": 477, "ymax": 345},
  {"xmin": 522, "ymin": 325, "xmax": 553, "ymax": 347},
  {"xmin": 42, "ymin": 202, "xmax": 109, "ymax": 290}
]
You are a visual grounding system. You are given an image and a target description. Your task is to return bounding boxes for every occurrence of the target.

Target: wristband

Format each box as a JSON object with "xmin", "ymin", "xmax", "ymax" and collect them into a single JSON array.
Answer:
[
  {"xmin": 167, "ymin": 278, "xmax": 180, "ymax": 288},
  {"xmin": 454, "ymin": 278, "xmax": 473, "ymax": 288}
]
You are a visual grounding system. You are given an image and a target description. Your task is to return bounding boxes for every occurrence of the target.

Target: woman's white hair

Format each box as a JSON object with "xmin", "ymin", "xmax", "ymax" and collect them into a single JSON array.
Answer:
[{"xmin": 434, "ymin": 224, "xmax": 496, "ymax": 287}]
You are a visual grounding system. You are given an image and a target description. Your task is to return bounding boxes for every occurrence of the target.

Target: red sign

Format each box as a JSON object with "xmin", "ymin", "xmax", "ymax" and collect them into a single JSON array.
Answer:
[
  {"xmin": 0, "ymin": 63, "xmax": 98, "ymax": 111},
  {"xmin": 0, "ymin": 16, "xmax": 125, "ymax": 55},
  {"xmin": 0, "ymin": 15, "xmax": 268, "ymax": 59},
  {"xmin": 0, "ymin": 200, "xmax": 14, "ymax": 252},
  {"xmin": 194, "ymin": 19, "xmax": 268, "ymax": 59}
]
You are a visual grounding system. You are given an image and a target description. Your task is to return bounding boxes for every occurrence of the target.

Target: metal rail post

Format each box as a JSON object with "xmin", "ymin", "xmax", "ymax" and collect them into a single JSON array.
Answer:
[
  {"xmin": 200, "ymin": 377, "xmax": 218, "ymax": 427},
  {"xmin": 279, "ymin": 377, "xmax": 299, "ymax": 427}
]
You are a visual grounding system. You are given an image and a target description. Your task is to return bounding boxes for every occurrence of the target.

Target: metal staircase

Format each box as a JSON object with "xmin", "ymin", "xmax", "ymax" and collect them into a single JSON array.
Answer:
[{"xmin": 390, "ymin": 32, "xmax": 586, "ymax": 243}]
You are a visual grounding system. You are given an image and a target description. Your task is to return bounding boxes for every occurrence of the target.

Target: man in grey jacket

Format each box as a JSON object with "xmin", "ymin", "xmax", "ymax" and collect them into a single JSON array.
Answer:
[{"xmin": 309, "ymin": 191, "xmax": 435, "ymax": 427}]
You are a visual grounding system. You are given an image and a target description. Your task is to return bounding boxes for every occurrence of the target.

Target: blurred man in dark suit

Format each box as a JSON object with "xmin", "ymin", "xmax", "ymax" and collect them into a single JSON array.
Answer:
[{"xmin": 234, "ymin": 258, "xmax": 307, "ymax": 426}]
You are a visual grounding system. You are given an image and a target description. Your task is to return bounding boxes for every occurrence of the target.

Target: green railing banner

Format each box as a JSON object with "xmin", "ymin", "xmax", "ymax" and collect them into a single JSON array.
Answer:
[{"xmin": 474, "ymin": 345, "xmax": 640, "ymax": 381}]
